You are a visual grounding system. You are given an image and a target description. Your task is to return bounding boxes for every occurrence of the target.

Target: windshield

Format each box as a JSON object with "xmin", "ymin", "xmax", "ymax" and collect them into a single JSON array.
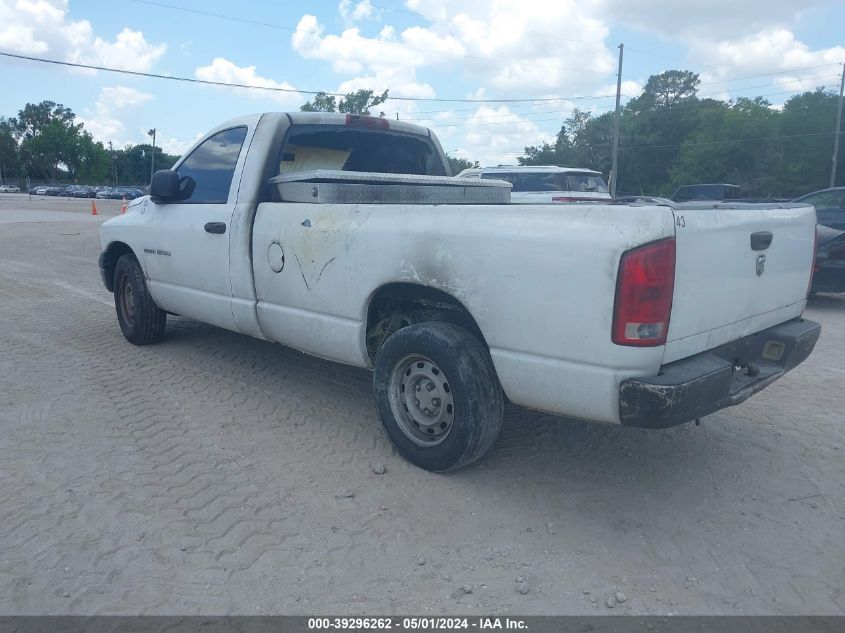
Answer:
[{"xmin": 481, "ymin": 171, "xmax": 607, "ymax": 193}]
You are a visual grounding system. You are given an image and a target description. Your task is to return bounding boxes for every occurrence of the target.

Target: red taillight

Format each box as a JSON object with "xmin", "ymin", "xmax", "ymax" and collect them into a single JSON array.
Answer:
[
  {"xmin": 345, "ymin": 114, "xmax": 389, "ymax": 129},
  {"xmin": 612, "ymin": 238, "xmax": 676, "ymax": 346}
]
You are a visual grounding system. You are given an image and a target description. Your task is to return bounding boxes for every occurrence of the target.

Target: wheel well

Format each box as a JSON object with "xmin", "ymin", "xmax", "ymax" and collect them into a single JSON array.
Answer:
[
  {"xmin": 103, "ymin": 242, "xmax": 135, "ymax": 291},
  {"xmin": 365, "ymin": 283, "xmax": 487, "ymax": 362}
]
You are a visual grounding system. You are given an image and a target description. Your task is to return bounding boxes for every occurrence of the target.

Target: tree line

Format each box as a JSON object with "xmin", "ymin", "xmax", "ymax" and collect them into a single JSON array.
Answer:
[
  {"xmin": 521, "ymin": 70, "xmax": 843, "ymax": 197},
  {"xmin": 2, "ymin": 74, "xmax": 841, "ymax": 194},
  {"xmin": 0, "ymin": 101, "xmax": 179, "ymax": 186}
]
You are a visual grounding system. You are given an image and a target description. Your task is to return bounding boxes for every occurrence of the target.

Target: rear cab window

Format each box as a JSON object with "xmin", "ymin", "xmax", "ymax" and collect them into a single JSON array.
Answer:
[{"xmin": 277, "ymin": 125, "xmax": 447, "ymax": 177}]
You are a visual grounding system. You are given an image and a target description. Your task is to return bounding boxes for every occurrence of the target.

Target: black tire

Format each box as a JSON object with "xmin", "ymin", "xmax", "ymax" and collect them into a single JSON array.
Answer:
[
  {"xmin": 373, "ymin": 322, "xmax": 503, "ymax": 472},
  {"xmin": 113, "ymin": 253, "xmax": 166, "ymax": 345}
]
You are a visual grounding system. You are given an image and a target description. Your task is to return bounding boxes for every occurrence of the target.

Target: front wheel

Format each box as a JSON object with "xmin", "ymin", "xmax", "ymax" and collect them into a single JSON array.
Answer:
[
  {"xmin": 373, "ymin": 322, "xmax": 503, "ymax": 472},
  {"xmin": 113, "ymin": 253, "xmax": 166, "ymax": 345}
]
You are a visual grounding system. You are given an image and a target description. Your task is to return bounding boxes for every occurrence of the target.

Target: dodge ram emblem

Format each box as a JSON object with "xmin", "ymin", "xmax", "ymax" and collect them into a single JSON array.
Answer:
[{"xmin": 756, "ymin": 254, "xmax": 766, "ymax": 276}]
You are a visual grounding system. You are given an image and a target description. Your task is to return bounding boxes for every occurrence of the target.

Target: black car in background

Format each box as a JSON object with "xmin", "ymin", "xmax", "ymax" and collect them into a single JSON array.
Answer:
[
  {"xmin": 812, "ymin": 225, "xmax": 845, "ymax": 293},
  {"xmin": 70, "ymin": 185, "xmax": 96, "ymax": 198},
  {"xmin": 793, "ymin": 187, "xmax": 845, "ymax": 231}
]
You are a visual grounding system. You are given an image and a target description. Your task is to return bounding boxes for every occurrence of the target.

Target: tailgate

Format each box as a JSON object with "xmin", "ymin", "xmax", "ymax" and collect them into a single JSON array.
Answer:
[{"xmin": 664, "ymin": 202, "xmax": 816, "ymax": 364}]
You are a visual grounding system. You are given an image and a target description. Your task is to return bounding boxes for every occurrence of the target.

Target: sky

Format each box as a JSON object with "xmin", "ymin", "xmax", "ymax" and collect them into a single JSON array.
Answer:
[{"xmin": 1, "ymin": 0, "xmax": 844, "ymax": 166}]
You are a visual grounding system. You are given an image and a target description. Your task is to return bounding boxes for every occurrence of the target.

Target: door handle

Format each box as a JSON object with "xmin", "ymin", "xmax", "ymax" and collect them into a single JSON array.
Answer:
[
  {"xmin": 204, "ymin": 222, "xmax": 226, "ymax": 234},
  {"xmin": 750, "ymin": 231, "xmax": 773, "ymax": 251}
]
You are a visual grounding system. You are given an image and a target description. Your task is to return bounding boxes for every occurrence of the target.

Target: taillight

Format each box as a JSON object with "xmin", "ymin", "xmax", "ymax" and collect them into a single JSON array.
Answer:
[
  {"xmin": 612, "ymin": 238, "xmax": 676, "ymax": 346},
  {"xmin": 345, "ymin": 114, "xmax": 389, "ymax": 129}
]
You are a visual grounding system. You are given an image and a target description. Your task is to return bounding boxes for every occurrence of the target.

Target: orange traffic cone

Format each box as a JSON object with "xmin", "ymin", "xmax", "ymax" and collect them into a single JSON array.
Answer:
[
  {"xmin": 121, "ymin": 196, "xmax": 127, "ymax": 214},
  {"xmin": 91, "ymin": 200, "xmax": 98, "ymax": 216}
]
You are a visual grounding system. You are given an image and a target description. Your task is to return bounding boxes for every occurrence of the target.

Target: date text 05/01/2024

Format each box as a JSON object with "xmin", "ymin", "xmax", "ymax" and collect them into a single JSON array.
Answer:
[{"xmin": 307, "ymin": 617, "xmax": 528, "ymax": 630}]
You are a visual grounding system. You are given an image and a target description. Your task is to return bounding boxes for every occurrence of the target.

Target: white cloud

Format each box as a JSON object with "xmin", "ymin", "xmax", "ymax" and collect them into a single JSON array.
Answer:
[
  {"xmin": 404, "ymin": 0, "xmax": 615, "ymax": 92},
  {"xmin": 339, "ymin": 0, "xmax": 377, "ymax": 25},
  {"xmin": 194, "ymin": 57, "xmax": 302, "ymax": 106},
  {"xmin": 78, "ymin": 85, "xmax": 152, "ymax": 145},
  {"xmin": 154, "ymin": 131, "xmax": 202, "ymax": 158},
  {"xmin": 449, "ymin": 105, "xmax": 555, "ymax": 166},
  {"xmin": 0, "ymin": 0, "xmax": 165, "ymax": 72},
  {"xmin": 692, "ymin": 29, "xmax": 845, "ymax": 98},
  {"xmin": 602, "ymin": 0, "xmax": 833, "ymax": 40},
  {"xmin": 292, "ymin": 14, "xmax": 463, "ymax": 77}
]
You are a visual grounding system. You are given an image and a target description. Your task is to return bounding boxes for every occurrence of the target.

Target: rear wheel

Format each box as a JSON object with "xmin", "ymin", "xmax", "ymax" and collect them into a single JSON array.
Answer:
[
  {"xmin": 373, "ymin": 322, "xmax": 503, "ymax": 472},
  {"xmin": 113, "ymin": 253, "xmax": 166, "ymax": 345}
]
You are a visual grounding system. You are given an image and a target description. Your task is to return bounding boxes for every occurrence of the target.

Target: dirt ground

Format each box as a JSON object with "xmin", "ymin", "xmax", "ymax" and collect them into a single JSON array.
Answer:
[{"xmin": 1, "ymin": 193, "xmax": 843, "ymax": 615}]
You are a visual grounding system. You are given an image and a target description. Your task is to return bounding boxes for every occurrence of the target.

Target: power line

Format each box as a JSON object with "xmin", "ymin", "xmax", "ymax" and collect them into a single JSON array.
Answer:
[
  {"xmin": 698, "ymin": 64, "xmax": 842, "ymax": 86},
  {"xmin": 131, "ymin": 0, "xmax": 609, "ymax": 75},
  {"xmin": 408, "ymin": 83, "xmax": 839, "ymax": 127},
  {"xmin": 491, "ymin": 130, "xmax": 841, "ymax": 155},
  {"xmin": 0, "ymin": 51, "xmax": 612, "ymax": 103}
]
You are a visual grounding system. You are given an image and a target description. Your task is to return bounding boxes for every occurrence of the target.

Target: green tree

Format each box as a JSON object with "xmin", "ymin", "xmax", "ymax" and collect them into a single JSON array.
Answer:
[
  {"xmin": 299, "ymin": 91, "xmax": 338, "ymax": 113},
  {"xmin": 300, "ymin": 89, "xmax": 389, "ymax": 115},
  {"xmin": 774, "ymin": 89, "xmax": 842, "ymax": 195},
  {"xmin": 448, "ymin": 154, "xmax": 479, "ymax": 174},
  {"xmin": 113, "ymin": 144, "xmax": 180, "ymax": 185},
  {"xmin": 0, "ymin": 117, "xmax": 21, "ymax": 181},
  {"xmin": 668, "ymin": 97, "xmax": 778, "ymax": 196},
  {"xmin": 11, "ymin": 100, "xmax": 107, "ymax": 183},
  {"xmin": 628, "ymin": 70, "xmax": 701, "ymax": 112}
]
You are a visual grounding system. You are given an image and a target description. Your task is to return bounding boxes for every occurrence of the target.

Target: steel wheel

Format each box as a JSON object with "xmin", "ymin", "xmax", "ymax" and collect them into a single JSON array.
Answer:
[
  {"xmin": 119, "ymin": 274, "xmax": 135, "ymax": 327},
  {"xmin": 112, "ymin": 253, "xmax": 166, "ymax": 345},
  {"xmin": 388, "ymin": 354, "xmax": 455, "ymax": 446}
]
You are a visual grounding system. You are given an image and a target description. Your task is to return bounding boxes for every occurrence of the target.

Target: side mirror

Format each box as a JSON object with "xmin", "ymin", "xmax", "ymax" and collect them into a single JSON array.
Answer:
[{"xmin": 150, "ymin": 170, "xmax": 181, "ymax": 202}]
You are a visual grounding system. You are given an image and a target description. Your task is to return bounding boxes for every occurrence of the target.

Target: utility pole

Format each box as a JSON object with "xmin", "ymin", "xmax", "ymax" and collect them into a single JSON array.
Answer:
[
  {"xmin": 830, "ymin": 63, "xmax": 845, "ymax": 188},
  {"xmin": 611, "ymin": 43, "xmax": 624, "ymax": 198},
  {"xmin": 108, "ymin": 140, "xmax": 117, "ymax": 187},
  {"xmin": 148, "ymin": 128, "xmax": 157, "ymax": 186}
]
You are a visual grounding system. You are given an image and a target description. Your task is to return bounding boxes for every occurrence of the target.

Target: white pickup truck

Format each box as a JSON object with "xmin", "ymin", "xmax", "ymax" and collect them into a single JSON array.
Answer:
[{"xmin": 99, "ymin": 112, "xmax": 821, "ymax": 471}]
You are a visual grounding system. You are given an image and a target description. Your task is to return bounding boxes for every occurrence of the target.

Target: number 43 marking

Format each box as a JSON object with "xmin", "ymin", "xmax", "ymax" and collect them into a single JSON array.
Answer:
[{"xmin": 675, "ymin": 215, "xmax": 686, "ymax": 228}]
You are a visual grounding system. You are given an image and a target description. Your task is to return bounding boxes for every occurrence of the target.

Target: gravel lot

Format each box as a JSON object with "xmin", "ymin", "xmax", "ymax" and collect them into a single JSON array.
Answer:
[{"xmin": 1, "ymin": 193, "xmax": 844, "ymax": 615}]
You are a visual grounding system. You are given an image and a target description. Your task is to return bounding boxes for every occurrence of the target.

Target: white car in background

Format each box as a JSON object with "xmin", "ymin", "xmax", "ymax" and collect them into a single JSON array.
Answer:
[
  {"xmin": 0, "ymin": 185, "xmax": 21, "ymax": 193},
  {"xmin": 456, "ymin": 165, "xmax": 611, "ymax": 203}
]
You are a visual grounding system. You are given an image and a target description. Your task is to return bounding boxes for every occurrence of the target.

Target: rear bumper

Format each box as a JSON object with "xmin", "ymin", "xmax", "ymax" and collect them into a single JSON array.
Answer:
[{"xmin": 619, "ymin": 318, "xmax": 821, "ymax": 428}]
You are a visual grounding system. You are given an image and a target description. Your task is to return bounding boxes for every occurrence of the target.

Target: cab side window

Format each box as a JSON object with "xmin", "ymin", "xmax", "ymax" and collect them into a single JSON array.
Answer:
[{"xmin": 177, "ymin": 126, "xmax": 248, "ymax": 204}]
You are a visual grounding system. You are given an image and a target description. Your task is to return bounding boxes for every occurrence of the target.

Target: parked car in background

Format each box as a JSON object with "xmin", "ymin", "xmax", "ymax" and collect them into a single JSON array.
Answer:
[
  {"xmin": 44, "ymin": 186, "xmax": 65, "ymax": 196},
  {"xmin": 456, "ymin": 165, "xmax": 611, "ymax": 203},
  {"xmin": 793, "ymin": 187, "xmax": 845, "ymax": 231},
  {"xmin": 30, "ymin": 186, "xmax": 48, "ymax": 195},
  {"xmin": 811, "ymin": 225, "xmax": 845, "ymax": 293},
  {"xmin": 0, "ymin": 185, "xmax": 21, "ymax": 193},
  {"xmin": 96, "ymin": 187, "xmax": 113, "ymax": 199},
  {"xmin": 108, "ymin": 187, "xmax": 131, "ymax": 200},
  {"xmin": 71, "ymin": 185, "xmax": 96, "ymax": 198}
]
